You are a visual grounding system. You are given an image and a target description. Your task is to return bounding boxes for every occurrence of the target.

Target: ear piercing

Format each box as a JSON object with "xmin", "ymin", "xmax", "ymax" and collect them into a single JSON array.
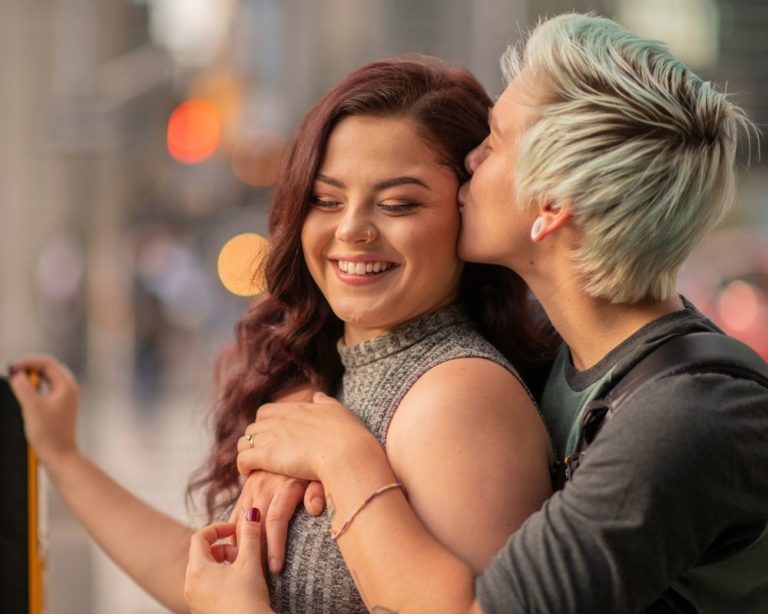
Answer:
[{"xmin": 531, "ymin": 217, "xmax": 544, "ymax": 241}]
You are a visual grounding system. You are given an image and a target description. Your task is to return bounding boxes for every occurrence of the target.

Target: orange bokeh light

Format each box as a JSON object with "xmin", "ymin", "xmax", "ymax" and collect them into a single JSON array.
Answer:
[
  {"xmin": 217, "ymin": 233, "xmax": 269, "ymax": 297},
  {"xmin": 167, "ymin": 99, "xmax": 221, "ymax": 164}
]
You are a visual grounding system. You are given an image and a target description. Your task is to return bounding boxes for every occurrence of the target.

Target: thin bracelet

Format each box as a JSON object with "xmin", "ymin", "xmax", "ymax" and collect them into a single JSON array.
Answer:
[{"xmin": 329, "ymin": 482, "xmax": 403, "ymax": 541}]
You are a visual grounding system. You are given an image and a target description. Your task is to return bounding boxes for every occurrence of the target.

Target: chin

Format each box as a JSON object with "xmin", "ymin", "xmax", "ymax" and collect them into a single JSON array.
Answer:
[
  {"xmin": 332, "ymin": 303, "xmax": 384, "ymax": 326},
  {"xmin": 457, "ymin": 239, "xmax": 485, "ymax": 264}
]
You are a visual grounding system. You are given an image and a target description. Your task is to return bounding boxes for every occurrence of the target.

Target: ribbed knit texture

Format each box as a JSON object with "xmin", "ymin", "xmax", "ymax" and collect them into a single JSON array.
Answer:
[{"xmin": 268, "ymin": 304, "xmax": 521, "ymax": 613}]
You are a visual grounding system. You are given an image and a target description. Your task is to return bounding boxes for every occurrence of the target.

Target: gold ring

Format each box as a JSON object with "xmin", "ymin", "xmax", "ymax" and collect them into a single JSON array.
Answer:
[{"xmin": 245, "ymin": 433, "xmax": 255, "ymax": 449}]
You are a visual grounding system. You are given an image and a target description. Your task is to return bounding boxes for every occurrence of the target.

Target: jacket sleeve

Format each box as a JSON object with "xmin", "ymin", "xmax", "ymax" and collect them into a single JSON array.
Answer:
[{"xmin": 476, "ymin": 373, "xmax": 768, "ymax": 613}]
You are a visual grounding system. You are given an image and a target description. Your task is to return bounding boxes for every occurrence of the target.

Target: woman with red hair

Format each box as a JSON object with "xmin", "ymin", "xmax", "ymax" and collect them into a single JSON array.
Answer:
[{"xmin": 11, "ymin": 56, "xmax": 554, "ymax": 613}]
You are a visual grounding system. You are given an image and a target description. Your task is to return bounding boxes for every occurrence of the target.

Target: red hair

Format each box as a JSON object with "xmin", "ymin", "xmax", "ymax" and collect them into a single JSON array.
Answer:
[{"xmin": 189, "ymin": 56, "xmax": 556, "ymax": 519}]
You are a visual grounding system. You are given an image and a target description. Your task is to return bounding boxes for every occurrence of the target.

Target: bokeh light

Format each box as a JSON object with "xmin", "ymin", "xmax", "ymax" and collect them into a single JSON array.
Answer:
[
  {"xmin": 717, "ymin": 280, "xmax": 761, "ymax": 333},
  {"xmin": 167, "ymin": 99, "xmax": 221, "ymax": 164},
  {"xmin": 217, "ymin": 233, "xmax": 269, "ymax": 297}
]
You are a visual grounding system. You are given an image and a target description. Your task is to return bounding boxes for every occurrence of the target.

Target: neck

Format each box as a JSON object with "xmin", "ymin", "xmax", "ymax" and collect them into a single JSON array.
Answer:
[{"xmin": 528, "ymin": 269, "xmax": 684, "ymax": 371}]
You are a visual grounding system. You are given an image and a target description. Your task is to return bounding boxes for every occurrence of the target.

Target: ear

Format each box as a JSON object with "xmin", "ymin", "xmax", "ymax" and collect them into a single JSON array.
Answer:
[{"xmin": 531, "ymin": 200, "xmax": 572, "ymax": 242}]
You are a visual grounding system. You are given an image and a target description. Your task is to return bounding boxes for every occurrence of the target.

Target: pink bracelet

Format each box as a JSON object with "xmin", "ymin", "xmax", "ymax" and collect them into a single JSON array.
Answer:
[{"xmin": 329, "ymin": 482, "xmax": 403, "ymax": 541}]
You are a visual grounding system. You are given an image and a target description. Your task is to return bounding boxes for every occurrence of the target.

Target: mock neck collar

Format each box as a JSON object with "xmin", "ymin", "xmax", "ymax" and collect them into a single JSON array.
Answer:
[{"xmin": 338, "ymin": 304, "xmax": 467, "ymax": 369}]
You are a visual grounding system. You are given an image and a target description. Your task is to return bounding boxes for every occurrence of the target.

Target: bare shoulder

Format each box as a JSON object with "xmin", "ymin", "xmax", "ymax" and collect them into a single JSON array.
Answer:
[
  {"xmin": 391, "ymin": 357, "xmax": 537, "ymax": 430},
  {"xmin": 387, "ymin": 357, "xmax": 551, "ymax": 462},
  {"xmin": 385, "ymin": 357, "xmax": 553, "ymax": 570}
]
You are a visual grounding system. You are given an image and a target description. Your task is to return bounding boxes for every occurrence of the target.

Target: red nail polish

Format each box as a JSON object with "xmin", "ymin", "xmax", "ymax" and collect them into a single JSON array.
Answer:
[
  {"xmin": 246, "ymin": 507, "xmax": 261, "ymax": 522},
  {"xmin": 7, "ymin": 365, "xmax": 21, "ymax": 377}
]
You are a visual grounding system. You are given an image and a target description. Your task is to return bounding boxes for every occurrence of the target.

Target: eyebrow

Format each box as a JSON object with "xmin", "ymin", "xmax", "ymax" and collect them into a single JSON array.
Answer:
[{"xmin": 315, "ymin": 173, "xmax": 431, "ymax": 191}]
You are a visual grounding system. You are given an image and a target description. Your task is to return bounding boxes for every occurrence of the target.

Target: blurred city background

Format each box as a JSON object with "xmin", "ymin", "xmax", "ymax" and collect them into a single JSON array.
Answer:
[{"xmin": 1, "ymin": 0, "xmax": 766, "ymax": 612}]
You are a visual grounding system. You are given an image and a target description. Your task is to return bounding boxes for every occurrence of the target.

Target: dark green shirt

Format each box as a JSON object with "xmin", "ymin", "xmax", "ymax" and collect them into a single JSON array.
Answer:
[{"xmin": 477, "ymin": 301, "xmax": 768, "ymax": 613}]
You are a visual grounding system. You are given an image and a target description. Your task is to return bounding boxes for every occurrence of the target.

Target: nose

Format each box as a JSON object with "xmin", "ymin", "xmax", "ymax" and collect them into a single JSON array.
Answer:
[
  {"xmin": 464, "ymin": 138, "xmax": 487, "ymax": 175},
  {"xmin": 335, "ymin": 205, "xmax": 377, "ymax": 244}
]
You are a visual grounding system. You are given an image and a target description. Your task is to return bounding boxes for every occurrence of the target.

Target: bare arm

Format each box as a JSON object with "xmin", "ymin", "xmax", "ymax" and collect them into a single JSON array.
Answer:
[
  {"xmin": 10, "ymin": 357, "xmax": 192, "ymax": 612},
  {"xmin": 238, "ymin": 360, "xmax": 552, "ymax": 612},
  {"xmin": 334, "ymin": 359, "xmax": 550, "ymax": 611},
  {"xmin": 313, "ymin": 435, "xmax": 477, "ymax": 613},
  {"xmin": 40, "ymin": 451, "xmax": 193, "ymax": 611},
  {"xmin": 386, "ymin": 359, "xmax": 552, "ymax": 571},
  {"xmin": 10, "ymin": 357, "xmax": 324, "ymax": 613}
]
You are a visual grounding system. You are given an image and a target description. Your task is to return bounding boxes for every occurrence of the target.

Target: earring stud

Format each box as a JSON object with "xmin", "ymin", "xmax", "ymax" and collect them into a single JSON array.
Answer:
[{"xmin": 530, "ymin": 217, "xmax": 544, "ymax": 241}]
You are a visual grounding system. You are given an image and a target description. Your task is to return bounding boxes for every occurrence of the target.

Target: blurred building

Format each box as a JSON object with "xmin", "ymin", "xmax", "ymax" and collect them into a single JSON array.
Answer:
[{"xmin": 2, "ymin": 1, "xmax": 766, "ymax": 612}]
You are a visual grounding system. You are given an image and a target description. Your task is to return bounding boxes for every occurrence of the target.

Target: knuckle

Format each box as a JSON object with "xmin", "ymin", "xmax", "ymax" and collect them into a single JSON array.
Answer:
[
  {"xmin": 280, "ymin": 479, "xmax": 307, "ymax": 498},
  {"xmin": 266, "ymin": 506, "xmax": 289, "ymax": 523},
  {"xmin": 257, "ymin": 403, "xmax": 275, "ymax": 419},
  {"xmin": 248, "ymin": 471, "xmax": 271, "ymax": 490}
]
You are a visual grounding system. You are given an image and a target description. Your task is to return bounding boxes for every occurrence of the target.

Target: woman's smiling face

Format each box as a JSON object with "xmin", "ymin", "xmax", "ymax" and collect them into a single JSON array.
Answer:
[{"xmin": 301, "ymin": 115, "xmax": 463, "ymax": 345}]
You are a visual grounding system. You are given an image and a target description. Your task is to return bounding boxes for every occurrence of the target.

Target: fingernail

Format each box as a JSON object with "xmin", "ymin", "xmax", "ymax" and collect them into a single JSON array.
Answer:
[
  {"xmin": 246, "ymin": 507, "xmax": 261, "ymax": 522},
  {"xmin": 269, "ymin": 557, "xmax": 279, "ymax": 573},
  {"xmin": 311, "ymin": 497, "xmax": 324, "ymax": 510},
  {"xmin": 7, "ymin": 365, "xmax": 21, "ymax": 377}
]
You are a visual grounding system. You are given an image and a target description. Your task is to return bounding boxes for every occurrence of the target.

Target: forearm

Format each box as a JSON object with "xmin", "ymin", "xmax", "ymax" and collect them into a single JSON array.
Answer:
[
  {"xmin": 45, "ymin": 452, "xmax": 191, "ymax": 612},
  {"xmin": 319, "ymin": 441, "xmax": 477, "ymax": 613}
]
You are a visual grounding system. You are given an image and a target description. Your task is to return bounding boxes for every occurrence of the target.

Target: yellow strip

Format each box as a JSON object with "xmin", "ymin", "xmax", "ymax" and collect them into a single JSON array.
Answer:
[{"xmin": 27, "ymin": 446, "xmax": 43, "ymax": 614}]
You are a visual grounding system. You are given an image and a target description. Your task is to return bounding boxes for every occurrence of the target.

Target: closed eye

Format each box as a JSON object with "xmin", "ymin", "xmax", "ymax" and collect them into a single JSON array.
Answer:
[
  {"xmin": 378, "ymin": 202, "xmax": 419, "ymax": 214},
  {"xmin": 310, "ymin": 196, "xmax": 342, "ymax": 209}
]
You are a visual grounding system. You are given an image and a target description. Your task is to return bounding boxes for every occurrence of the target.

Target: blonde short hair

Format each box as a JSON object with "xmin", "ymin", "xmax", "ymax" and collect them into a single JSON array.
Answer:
[{"xmin": 503, "ymin": 13, "xmax": 755, "ymax": 303}]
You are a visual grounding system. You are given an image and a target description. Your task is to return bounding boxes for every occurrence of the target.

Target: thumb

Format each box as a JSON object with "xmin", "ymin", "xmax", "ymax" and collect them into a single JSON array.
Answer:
[
  {"xmin": 235, "ymin": 507, "xmax": 264, "ymax": 571},
  {"xmin": 304, "ymin": 481, "xmax": 326, "ymax": 516},
  {"xmin": 8, "ymin": 369, "xmax": 37, "ymax": 408}
]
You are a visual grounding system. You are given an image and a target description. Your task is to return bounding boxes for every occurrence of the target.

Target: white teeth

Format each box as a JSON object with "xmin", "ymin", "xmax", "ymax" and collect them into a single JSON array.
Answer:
[{"xmin": 336, "ymin": 260, "xmax": 393, "ymax": 275}]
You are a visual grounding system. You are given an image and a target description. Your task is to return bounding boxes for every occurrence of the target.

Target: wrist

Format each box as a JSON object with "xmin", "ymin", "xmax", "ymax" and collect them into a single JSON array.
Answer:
[
  {"xmin": 318, "ymin": 433, "xmax": 394, "ymax": 490},
  {"xmin": 39, "ymin": 448, "xmax": 82, "ymax": 485}
]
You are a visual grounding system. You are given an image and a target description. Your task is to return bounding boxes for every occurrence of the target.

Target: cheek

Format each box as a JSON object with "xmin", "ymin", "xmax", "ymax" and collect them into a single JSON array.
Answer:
[
  {"xmin": 419, "ymin": 214, "xmax": 462, "ymax": 268},
  {"xmin": 476, "ymin": 161, "xmax": 511, "ymax": 212},
  {"xmin": 300, "ymin": 216, "xmax": 327, "ymax": 276}
]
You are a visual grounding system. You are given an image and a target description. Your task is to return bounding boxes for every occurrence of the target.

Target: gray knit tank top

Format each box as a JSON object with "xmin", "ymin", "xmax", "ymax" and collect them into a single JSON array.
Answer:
[{"xmin": 267, "ymin": 304, "xmax": 523, "ymax": 613}]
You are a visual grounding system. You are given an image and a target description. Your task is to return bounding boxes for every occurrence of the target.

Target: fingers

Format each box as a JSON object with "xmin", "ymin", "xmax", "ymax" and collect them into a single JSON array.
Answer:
[
  {"xmin": 227, "ymin": 503, "xmax": 239, "ymax": 526},
  {"xmin": 228, "ymin": 483, "xmax": 253, "ymax": 524},
  {"xmin": 237, "ymin": 448, "xmax": 265, "ymax": 477},
  {"xmin": 186, "ymin": 513, "xmax": 259, "ymax": 570},
  {"xmin": 210, "ymin": 543, "xmax": 239, "ymax": 564},
  {"xmin": 8, "ymin": 368, "xmax": 37, "ymax": 407},
  {"xmin": 238, "ymin": 431, "xmax": 257, "ymax": 454},
  {"xmin": 304, "ymin": 481, "xmax": 326, "ymax": 516},
  {"xmin": 265, "ymin": 480, "xmax": 306, "ymax": 574},
  {"xmin": 234, "ymin": 507, "xmax": 264, "ymax": 572},
  {"xmin": 189, "ymin": 522, "xmax": 237, "ymax": 564},
  {"xmin": 185, "ymin": 522, "xmax": 237, "ymax": 610},
  {"xmin": 9, "ymin": 354, "xmax": 75, "ymax": 392}
]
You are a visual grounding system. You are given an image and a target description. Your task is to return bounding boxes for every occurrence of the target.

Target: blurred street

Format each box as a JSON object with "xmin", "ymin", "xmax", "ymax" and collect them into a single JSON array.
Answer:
[
  {"xmin": 2, "ymin": 0, "xmax": 767, "ymax": 611},
  {"xmin": 45, "ymin": 387, "xmax": 212, "ymax": 614}
]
